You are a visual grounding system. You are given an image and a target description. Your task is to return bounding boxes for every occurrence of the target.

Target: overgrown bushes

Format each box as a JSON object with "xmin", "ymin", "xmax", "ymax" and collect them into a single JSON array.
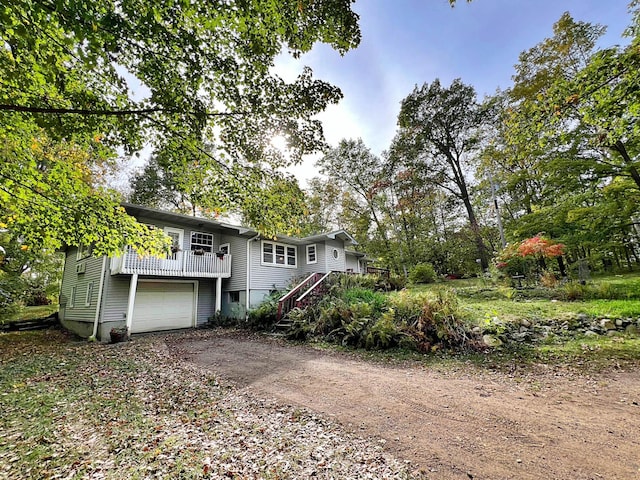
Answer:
[
  {"xmin": 248, "ymin": 273, "xmax": 481, "ymax": 353},
  {"xmin": 409, "ymin": 263, "xmax": 437, "ymax": 284}
]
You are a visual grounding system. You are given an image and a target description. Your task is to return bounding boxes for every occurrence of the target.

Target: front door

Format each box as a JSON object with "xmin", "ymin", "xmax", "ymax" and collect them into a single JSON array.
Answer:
[{"xmin": 164, "ymin": 227, "xmax": 184, "ymax": 269}]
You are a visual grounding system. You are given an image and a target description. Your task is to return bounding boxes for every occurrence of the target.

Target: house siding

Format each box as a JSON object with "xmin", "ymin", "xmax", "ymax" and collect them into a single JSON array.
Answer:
[
  {"xmin": 298, "ymin": 242, "xmax": 327, "ymax": 276},
  {"xmin": 135, "ymin": 215, "xmax": 226, "ymax": 252},
  {"xmin": 324, "ymin": 239, "xmax": 346, "ymax": 272},
  {"xmin": 196, "ymin": 279, "xmax": 215, "ymax": 326},
  {"xmin": 59, "ymin": 247, "xmax": 105, "ymax": 324},
  {"xmin": 249, "ymin": 240, "xmax": 299, "ymax": 291},
  {"xmin": 100, "ymin": 273, "xmax": 131, "ymax": 325},
  {"xmin": 345, "ymin": 253, "xmax": 361, "ymax": 273},
  {"xmin": 220, "ymin": 233, "xmax": 249, "ymax": 291}
]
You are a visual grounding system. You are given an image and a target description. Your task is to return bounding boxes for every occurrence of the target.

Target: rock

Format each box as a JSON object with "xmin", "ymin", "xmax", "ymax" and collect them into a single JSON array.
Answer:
[
  {"xmin": 472, "ymin": 326, "xmax": 482, "ymax": 334},
  {"xmin": 615, "ymin": 319, "xmax": 624, "ymax": 327},
  {"xmin": 482, "ymin": 334, "xmax": 503, "ymax": 348},
  {"xmin": 584, "ymin": 330, "xmax": 598, "ymax": 337},
  {"xmin": 600, "ymin": 319, "xmax": 616, "ymax": 330},
  {"xmin": 510, "ymin": 332, "xmax": 529, "ymax": 342},
  {"xmin": 577, "ymin": 313, "xmax": 589, "ymax": 322},
  {"xmin": 520, "ymin": 319, "xmax": 531, "ymax": 328},
  {"xmin": 606, "ymin": 330, "xmax": 618, "ymax": 337},
  {"xmin": 626, "ymin": 324, "xmax": 639, "ymax": 335}
]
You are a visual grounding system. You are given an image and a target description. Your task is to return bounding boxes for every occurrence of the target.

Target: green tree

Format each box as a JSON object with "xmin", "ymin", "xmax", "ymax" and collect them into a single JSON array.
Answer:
[
  {"xmin": 1, "ymin": 0, "xmax": 362, "ymax": 253},
  {"xmin": 316, "ymin": 139, "xmax": 393, "ymax": 258},
  {"xmin": 393, "ymin": 79, "xmax": 490, "ymax": 270}
]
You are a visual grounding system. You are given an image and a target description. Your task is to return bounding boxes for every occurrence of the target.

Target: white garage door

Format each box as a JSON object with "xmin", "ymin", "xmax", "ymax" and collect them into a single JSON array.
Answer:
[{"xmin": 132, "ymin": 282, "xmax": 195, "ymax": 333}]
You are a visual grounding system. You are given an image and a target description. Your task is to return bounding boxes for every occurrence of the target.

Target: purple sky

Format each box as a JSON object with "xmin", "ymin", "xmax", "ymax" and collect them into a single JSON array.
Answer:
[{"xmin": 276, "ymin": 0, "xmax": 632, "ymax": 184}]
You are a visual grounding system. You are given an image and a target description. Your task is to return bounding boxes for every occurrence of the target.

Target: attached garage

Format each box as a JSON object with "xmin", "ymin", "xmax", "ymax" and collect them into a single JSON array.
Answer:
[{"xmin": 131, "ymin": 281, "xmax": 197, "ymax": 333}]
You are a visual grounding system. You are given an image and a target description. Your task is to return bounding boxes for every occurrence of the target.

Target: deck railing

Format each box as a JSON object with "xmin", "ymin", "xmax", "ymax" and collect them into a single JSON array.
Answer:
[
  {"xmin": 366, "ymin": 266, "xmax": 390, "ymax": 278},
  {"xmin": 110, "ymin": 247, "xmax": 232, "ymax": 278}
]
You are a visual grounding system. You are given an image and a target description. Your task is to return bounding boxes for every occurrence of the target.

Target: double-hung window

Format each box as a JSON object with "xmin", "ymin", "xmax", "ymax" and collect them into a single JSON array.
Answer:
[
  {"xmin": 262, "ymin": 241, "xmax": 296, "ymax": 268},
  {"xmin": 190, "ymin": 232, "xmax": 214, "ymax": 252},
  {"xmin": 306, "ymin": 244, "xmax": 317, "ymax": 264}
]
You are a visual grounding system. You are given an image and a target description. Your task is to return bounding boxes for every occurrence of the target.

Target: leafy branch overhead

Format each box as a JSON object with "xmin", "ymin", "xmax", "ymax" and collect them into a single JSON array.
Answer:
[{"xmin": 0, "ymin": 0, "xmax": 361, "ymax": 251}]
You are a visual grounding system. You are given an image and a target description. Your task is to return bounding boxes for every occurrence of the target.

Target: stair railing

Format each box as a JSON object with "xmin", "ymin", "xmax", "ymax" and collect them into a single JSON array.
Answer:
[
  {"xmin": 276, "ymin": 272, "xmax": 321, "ymax": 320},
  {"xmin": 294, "ymin": 271, "xmax": 334, "ymax": 309}
]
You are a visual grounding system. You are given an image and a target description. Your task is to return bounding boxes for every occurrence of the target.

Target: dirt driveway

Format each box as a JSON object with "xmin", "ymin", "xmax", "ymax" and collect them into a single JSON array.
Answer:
[{"xmin": 169, "ymin": 331, "xmax": 640, "ymax": 480}]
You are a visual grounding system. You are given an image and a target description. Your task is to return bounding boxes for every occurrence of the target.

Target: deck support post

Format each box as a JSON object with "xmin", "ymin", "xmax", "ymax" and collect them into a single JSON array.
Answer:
[
  {"xmin": 125, "ymin": 273, "xmax": 138, "ymax": 336},
  {"xmin": 215, "ymin": 277, "xmax": 222, "ymax": 314}
]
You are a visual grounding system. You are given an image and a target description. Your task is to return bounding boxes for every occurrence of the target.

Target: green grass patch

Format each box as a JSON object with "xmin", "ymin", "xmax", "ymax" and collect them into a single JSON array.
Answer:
[
  {"xmin": 2, "ymin": 304, "xmax": 58, "ymax": 324},
  {"xmin": 407, "ymin": 271, "xmax": 640, "ymax": 324},
  {"xmin": 459, "ymin": 298, "xmax": 640, "ymax": 325}
]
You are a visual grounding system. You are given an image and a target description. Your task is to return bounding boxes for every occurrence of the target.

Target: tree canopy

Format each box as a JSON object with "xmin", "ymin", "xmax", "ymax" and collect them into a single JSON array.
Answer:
[{"xmin": 1, "ymin": 0, "xmax": 361, "ymax": 254}]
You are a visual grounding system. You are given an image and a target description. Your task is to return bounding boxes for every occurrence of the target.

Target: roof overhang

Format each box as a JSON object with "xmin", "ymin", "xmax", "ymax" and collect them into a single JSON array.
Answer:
[
  {"xmin": 302, "ymin": 230, "xmax": 358, "ymax": 246},
  {"xmin": 121, "ymin": 203, "xmax": 255, "ymax": 237}
]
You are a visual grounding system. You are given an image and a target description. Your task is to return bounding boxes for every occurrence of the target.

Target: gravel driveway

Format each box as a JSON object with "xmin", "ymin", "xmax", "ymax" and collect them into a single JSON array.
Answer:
[{"xmin": 169, "ymin": 330, "xmax": 640, "ymax": 480}]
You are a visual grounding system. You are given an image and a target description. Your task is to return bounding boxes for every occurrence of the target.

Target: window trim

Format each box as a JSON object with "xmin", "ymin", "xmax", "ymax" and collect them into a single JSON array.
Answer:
[
  {"xmin": 76, "ymin": 244, "xmax": 91, "ymax": 261},
  {"xmin": 332, "ymin": 248, "xmax": 340, "ymax": 260},
  {"xmin": 261, "ymin": 240, "xmax": 297, "ymax": 268},
  {"xmin": 190, "ymin": 231, "xmax": 214, "ymax": 252},
  {"xmin": 69, "ymin": 286, "xmax": 77, "ymax": 308},
  {"xmin": 85, "ymin": 282, "xmax": 94, "ymax": 307},
  {"xmin": 306, "ymin": 244, "xmax": 317, "ymax": 265},
  {"xmin": 219, "ymin": 243, "xmax": 230, "ymax": 254}
]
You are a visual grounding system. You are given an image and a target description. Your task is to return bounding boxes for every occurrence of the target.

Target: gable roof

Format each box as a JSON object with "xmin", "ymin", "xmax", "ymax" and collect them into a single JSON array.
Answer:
[
  {"xmin": 301, "ymin": 230, "xmax": 358, "ymax": 246},
  {"xmin": 122, "ymin": 203, "xmax": 358, "ymax": 246}
]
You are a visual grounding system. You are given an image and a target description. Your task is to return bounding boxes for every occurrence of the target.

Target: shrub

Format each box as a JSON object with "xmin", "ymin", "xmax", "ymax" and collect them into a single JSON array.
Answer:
[
  {"xmin": 284, "ymin": 307, "xmax": 312, "ymax": 340},
  {"xmin": 386, "ymin": 274, "xmax": 408, "ymax": 291},
  {"xmin": 409, "ymin": 263, "xmax": 437, "ymax": 284},
  {"xmin": 341, "ymin": 288, "xmax": 387, "ymax": 313},
  {"xmin": 390, "ymin": 289, "xmax": 479, "ymax": 352},
  {"xmin": 365, "ymin": 310, "xmax": 402, "ymax": 350},
  {"xmin": 247, "ymin": 290, "xmax": 284, "ymax": 329},
  {"xmin": 206, "ymin": 312, "xmax": 239, "ymax": 328},
  {"xmin": 539, "ymin": 270, "xmax": 558, "ymax": 288},
  {"xmin": 560, "ymin": 282, "xmax": 587, "ymax": 301}
]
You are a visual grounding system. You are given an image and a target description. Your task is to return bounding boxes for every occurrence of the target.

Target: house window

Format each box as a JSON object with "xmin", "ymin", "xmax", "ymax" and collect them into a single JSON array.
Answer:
[
  {"xmin": 261, "ymin": 241, "xmax": 296, "ymax": 268},
  {"xmin": 76, "ymin": 244, "xmax": 91, "ymax": 261},
  {"xmin": 219, "ymin": 243, "xmax": 230, "ymax": 254},
  {"xmin": 190, "ymin": 232, "xmax": 214, "ymax": 252},
  {"xmin": 85, "ymin": 282, "xmax": 94, "ymax": 307},
  {"xmin": 306, "ymin": 244, "xmax": 317, "ymax": 264},
  {"xmin": 228, "ymin": 291, "xmax": 240, "ymax": 303},
  {"xmin": 332, "ymin": 248, "xmax": 339, "ymax": 260},
  {"xmin": 70, "ymin": 286, "xmax": 77, "ymax": 308}
]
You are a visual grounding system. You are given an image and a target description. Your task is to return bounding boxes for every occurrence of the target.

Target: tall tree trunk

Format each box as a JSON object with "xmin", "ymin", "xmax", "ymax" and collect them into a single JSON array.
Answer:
[
  {"xmin": 556, "ymin": 255, "xmax": 567, "ymax": 277},
  {"xmin": 447, "ymin": 152, "xmax": 489, "ymax": 271},
  {"xmin": 459, "ymin": 185, "xmax": 489, "ymax": 270},
  {"xmin": 612, "ymin": 141, "xmax": 640, "ymax": 189}
]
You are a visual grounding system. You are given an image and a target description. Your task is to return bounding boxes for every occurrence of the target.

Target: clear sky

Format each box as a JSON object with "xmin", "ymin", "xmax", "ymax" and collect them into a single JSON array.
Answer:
[{"xmin": 277, "ymin": 0, "xmax": 633, "ymax": 185}]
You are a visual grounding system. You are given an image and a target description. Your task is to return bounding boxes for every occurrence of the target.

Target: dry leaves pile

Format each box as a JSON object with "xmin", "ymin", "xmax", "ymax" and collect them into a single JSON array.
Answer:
[{"xmin": 0, "ymin": 328, "xmax": 417, "ymax": 479}]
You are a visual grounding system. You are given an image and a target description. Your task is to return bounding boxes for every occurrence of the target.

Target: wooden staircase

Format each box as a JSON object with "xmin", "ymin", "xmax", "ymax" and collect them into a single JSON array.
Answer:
[{"xmin": 275, "ymin": 271, "xmax": 334, "ymax": 324}]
